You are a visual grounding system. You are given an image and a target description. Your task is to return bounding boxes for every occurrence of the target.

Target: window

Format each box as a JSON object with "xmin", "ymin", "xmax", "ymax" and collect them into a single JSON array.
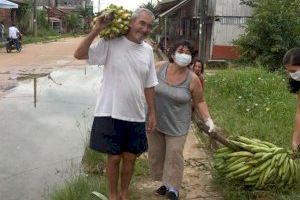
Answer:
[{"xmin": 220, "ymin": 17, "xmax": 250, "ymax": 25}]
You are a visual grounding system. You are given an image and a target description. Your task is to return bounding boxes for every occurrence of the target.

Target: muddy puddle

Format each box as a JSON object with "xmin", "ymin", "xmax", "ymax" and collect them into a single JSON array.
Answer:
[{"xmin": 0, "ymin": 65, "xmax": 102, "ymax": 200}]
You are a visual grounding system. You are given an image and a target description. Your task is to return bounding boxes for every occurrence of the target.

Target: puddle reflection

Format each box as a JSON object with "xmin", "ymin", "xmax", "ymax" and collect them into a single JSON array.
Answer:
[{"xmin": 0, "ymin": 65, "xmax": 102, "ymax": 200}]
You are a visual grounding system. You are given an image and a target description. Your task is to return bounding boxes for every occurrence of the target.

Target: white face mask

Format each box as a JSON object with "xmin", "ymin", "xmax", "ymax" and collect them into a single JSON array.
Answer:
[
  {"xmin": 174, "ymin": 52, "xmax": 192, "ymax": 67},
  {"xmin": 290, "ymin": 71, "xmax": 300, "ymax": 81}
]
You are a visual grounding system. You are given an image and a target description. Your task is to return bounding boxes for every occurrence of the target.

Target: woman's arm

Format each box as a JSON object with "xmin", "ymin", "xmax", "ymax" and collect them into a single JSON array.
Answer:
[
  {"xmin": 155, "ymin": 61, "xmax": 167, "ymax": 72},
  {"xmin": 292, "ymin": 93, "xmax": 300, "ymax": 151},
  {"xmin": 190, "ymin": 74, "xmax": 210, "ymax": 118},
  {"xmin": 190, "ymin": 73, "xmax": 214, "ymax": 132}
]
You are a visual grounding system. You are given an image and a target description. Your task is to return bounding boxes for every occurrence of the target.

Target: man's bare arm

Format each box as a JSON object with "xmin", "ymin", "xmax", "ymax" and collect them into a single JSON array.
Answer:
[{"xmin": 74, "ymin": 13, "xmax": 113, "ymax": 60}]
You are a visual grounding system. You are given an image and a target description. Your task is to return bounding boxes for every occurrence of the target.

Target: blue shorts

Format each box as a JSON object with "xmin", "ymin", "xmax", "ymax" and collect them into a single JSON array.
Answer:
[{"xmin": 90, "ymin": 117, "xmax": 147, "ymax": 155}]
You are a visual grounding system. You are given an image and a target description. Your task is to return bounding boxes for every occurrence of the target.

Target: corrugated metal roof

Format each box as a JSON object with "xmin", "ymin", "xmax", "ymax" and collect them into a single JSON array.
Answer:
[
  {"xmin": 159, "ymin": 0, "xmax": 177, "ymax": 4},
  {"xmin": 158, "ymin": 0, "xmax": 192, "ymax": 18}
]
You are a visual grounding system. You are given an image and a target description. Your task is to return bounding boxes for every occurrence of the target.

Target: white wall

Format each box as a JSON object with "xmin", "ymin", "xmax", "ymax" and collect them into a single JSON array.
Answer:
[
  {"xmin": 212, "ymin": 23, "xmax": 245, "ymax": 45},
  {"xmin": 212, "ymin": 0, "xmax": 252, "ymax": 46},
  {"xmin": 215, "ymin": 0, "xmax": 252, "ymax": 16}
]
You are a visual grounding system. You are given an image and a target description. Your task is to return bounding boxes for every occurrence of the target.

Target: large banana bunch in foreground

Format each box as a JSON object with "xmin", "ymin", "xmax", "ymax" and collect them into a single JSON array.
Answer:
[
  {"xmin": 91, "ymin": 4, "xmax": 132, "ymax": 40},
  {"xmin": 213, "ymin": 136, "xmax": 299, "ymax": 189}
]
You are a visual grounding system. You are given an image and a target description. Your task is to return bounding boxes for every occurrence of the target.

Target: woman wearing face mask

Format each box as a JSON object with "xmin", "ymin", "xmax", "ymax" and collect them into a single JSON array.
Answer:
[
  {"xmin": 283, "ymin": 47, "xmax": 300, "ymax": 151},
  {"xmin": 147, "ymin": 40, "xmax": 215, "ymax": 200}
]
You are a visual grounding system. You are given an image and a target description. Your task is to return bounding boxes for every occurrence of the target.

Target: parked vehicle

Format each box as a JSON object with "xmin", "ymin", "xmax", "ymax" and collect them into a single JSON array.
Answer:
[{"xmin": 6, "ymin": 36, "xmax": 22, "ymax": 53}]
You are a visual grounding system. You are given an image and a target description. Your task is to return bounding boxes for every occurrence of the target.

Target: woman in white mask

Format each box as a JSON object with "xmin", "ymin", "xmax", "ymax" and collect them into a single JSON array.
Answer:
[
  {"xmin": 283, "ymin": 47, "xmax": 300, "ymax": 151},
  {"xmin": 147, "ymin": 40, "xmax": 215, "ymax": 200}
]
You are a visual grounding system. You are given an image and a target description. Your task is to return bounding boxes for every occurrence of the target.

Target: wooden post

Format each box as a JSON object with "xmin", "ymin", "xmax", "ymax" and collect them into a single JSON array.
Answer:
[
  {"xmin": 33, "ymin": 0, "xmax": 37, "ymax": 36},
  {"xmin": 199, "ymin": 0, "xmax": 207, "ymax": 61},
  {"xmin": 193, "ymin": 111, "xmax": 239, "ymax": 151}
]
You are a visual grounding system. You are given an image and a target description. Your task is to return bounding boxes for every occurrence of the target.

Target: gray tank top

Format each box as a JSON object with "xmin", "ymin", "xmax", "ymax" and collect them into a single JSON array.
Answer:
[{"xmin": 155, "ymin": 62, "xmax": 192, "ymax": 136}]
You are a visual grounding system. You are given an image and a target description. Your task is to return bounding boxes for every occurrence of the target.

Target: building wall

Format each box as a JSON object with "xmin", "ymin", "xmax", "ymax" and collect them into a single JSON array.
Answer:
[
  {"xmin": 36, "ymin": 0, "xmax": 92, "ymax": 7},
  {"xmin": 0, "ymin": 9, "xmax": 13, "ymax": 32},
  {"xmin": 215, "ymin": 0, "xmax": 252, "ymax": 16},
  {"xmin": 210, "ymin": 0, "xmax": 252, "ymax": 60},
  {"xmin": 212, "ymin": 22, "xmax": 246, "ymax": 45}
]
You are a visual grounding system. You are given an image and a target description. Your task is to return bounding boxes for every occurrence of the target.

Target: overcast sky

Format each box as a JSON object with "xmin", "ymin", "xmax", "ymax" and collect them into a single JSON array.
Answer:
[{"xmin": 93, "ymin": 0, "xmax": 158, "ymax": 12}]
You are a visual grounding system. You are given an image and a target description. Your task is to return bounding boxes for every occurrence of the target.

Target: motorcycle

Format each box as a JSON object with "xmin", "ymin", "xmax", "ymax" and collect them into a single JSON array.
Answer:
[{"xmin": 6, "ymin": 35, "xmax": 22, "ymax": 53}]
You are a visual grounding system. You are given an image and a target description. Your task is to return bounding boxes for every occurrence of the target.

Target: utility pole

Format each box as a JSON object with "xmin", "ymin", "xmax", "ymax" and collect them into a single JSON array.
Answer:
[
  {"xmin": 98, "ymin": 0, "xmax": 100, "ymax": 12},
  {"xmin": 33, "ymin": 0, "xmax": 37, "ymax": 36},
  {"xmin": 199, "ymin": 0, "xmax": 207, "ymax": 62}
]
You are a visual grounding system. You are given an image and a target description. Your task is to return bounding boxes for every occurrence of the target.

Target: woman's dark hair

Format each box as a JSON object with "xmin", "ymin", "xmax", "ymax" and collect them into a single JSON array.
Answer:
[
  {"xmin": 283, "ymin": 47, "xmax": 300, "ymax": 66},
  {"xmin": 283, "ymin": 47, "xmax": 300, "ymax": 93},
  {"xmin": 191, "ymin": 57, "xmax": 204, "ymax": 74},
  {"xmin": 167, "ymin": 40, "xmax": 195, "ymax": 63}
]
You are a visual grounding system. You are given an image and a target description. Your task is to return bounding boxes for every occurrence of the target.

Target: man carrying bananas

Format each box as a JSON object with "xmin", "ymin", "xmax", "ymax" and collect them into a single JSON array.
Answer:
[{"xmin": 74, "ymin": 7, "xmax": 157, "ymax": 200}]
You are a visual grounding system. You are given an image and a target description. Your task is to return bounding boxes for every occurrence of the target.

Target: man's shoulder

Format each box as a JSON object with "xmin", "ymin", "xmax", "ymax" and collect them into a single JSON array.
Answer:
[{"xmin": 141, "ymin": 41, "xmax": 153, "ymax": 53}]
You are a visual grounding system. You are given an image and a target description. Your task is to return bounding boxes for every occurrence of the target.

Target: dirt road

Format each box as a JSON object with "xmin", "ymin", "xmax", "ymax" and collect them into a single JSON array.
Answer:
[{"xmin": 0, "ymin": 37, "xmax": 85, "ymax": 98}]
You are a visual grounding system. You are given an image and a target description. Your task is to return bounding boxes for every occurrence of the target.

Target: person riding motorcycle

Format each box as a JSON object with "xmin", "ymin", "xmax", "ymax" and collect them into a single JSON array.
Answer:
[{"xmin": 8, "ymin": 24, "xmax": 22, "ymax": 51}]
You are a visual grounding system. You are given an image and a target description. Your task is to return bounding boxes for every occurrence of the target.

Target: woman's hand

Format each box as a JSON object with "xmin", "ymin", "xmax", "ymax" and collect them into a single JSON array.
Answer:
[{"xmin": 204, "ymin": 118, "xmax": 215, "ymax": 132}]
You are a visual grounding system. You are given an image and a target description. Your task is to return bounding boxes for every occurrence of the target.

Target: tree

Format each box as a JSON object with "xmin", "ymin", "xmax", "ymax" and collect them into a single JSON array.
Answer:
[
  {"xmin": 16, "ymin": 0, "xmax": 33, "ymax": 34},
  {"xmin": 65, "ymin": 13, "xmax": 81, "ymax": 33},
  {"xmin": 77, "ymin": 5, "xmax": 94, "ymax": 32},
  {"xmin": 234, "ymin": 0, "xmax": 300, "ymax": 71},
  {"xmin": 240, "ymin": 0, "xmax": 260, "ymax": 7},
  {"xmin": 140, "ymin": 0, "xmax": 156, "ymax": 16}
]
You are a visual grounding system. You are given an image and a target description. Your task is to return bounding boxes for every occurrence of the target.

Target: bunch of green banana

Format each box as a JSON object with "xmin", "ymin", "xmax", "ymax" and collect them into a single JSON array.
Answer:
[
  {"xmin": 213, "ymin": 136, "xmax": 299, "ymax": 189},
  {"xmin": 91, "ymin": 4, "xmax": 132, "ymax": 40}
]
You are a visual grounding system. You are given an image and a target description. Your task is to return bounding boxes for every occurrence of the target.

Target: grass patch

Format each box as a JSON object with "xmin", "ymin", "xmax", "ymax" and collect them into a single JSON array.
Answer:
[
  {"xmin": 81, "ymin": 146, "xmax": 106, "ymax": 174},
  {"xmin": 134, "ymin": 156, "xmax": 150, "ymax": 178},
  {"xmin": 203, "ymin": 67, "xmax": 300, "ymax": 199},
  {"xmin": 48, "ymin": 174, "xmax": 108, "ymax": 200},
  {"xmin": 0, "ymin": 29, "xmax": 84, "ymax": 49}
]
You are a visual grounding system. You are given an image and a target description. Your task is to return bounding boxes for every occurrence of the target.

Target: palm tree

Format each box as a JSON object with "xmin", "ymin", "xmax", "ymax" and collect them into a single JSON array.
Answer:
[{"xmin": 140, "ymin": 0, "xmax": 156, "ymax": 16}]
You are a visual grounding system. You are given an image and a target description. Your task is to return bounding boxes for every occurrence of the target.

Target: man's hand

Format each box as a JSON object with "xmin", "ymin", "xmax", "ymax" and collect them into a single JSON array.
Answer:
[
  {"xmin": 93, "ymin": 11, "xmax": 114, "ymax": 33},
  {"xmin": 146, "ymin": 111, "xmax": 156, "ymax": 134}
]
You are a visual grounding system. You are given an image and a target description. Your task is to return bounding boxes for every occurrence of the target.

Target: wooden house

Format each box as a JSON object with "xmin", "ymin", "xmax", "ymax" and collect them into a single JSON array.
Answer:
[{"xmin": 155, "ymin": 0, "xmax": 252, "ymax": 60}]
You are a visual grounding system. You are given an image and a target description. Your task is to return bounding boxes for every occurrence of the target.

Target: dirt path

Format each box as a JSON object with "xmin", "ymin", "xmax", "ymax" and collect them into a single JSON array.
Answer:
[
  {"xmin": 132, "ymin": 125, "xmax": 223, "ymax": 200},
  {"xmin": 0, "ymin": 36, "xmax": 85, "ymax": 98}
]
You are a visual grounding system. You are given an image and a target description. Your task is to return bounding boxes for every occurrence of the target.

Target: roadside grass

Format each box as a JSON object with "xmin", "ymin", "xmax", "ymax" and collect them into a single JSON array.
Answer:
[
  {"xmin": 203, "ymin": 66, "xmax": 300, "ymax": 199},
  {"xmin": 81, "ymin": 145, "xmax": 106, "ymax": 174},
  {"xmin": 48, "ymin": 134, "xmax": 149, "ymax": 200},
  {"xmin": 0, "ymin": 29, "xmax": 84, "ymax": 48},
  {"xmin": 48, "ymin": 173, "xmax": 108, "ymax": 200}
]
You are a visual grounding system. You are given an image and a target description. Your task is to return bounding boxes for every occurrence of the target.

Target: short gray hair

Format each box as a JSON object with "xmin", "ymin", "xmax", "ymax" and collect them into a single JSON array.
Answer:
[{"xmin": 131, "ymin": 7, "xmax": 155, "ymax": 21}]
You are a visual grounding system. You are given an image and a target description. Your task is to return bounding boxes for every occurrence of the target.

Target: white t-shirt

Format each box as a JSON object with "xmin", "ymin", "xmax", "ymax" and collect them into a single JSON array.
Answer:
[
  {"xmin": 88, "ymin": 36, "xmax": 158, "ymax": 122},
  {"xmin": 8, "ymin": 26, "xmax": 19, "ymax": 39}
]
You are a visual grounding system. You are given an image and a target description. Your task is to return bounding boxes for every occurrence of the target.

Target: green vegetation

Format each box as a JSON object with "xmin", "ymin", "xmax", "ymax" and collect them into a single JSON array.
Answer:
[
  {"xmin": 204, "ymin": 67, "xmax": 300, "ymax": 199},
  {"xmin": 234, "ymin": 0, "xmax": 300, "ymax": 71},
  {"xmin": 81, "ymin": 145, "xmax": 106, "ymax": 174},
  {"xmin": 49, "ymin": 174, "xmax": 108, "ymax": 200}
]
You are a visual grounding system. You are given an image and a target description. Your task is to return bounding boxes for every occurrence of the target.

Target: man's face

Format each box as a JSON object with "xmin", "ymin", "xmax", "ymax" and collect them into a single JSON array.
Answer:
[{"xmin": 127, "ymin": 11, "xmax": 153, "ymax": 43}]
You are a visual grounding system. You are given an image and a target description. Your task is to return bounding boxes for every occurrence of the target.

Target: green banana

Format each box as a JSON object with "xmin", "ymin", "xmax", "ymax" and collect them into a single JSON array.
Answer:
[
  {"xmin": 213, "ymin": 136, "xmax": 298, "ymax": 189},
  {"xmin": 244, "ymin": 174, "xmax": 260, "ymax": 182},
  {"xmin": 277, "ymin": 153, "xmax": 288, "ymax": 167},
  {"xmin": 228, "ymin": 151, "xmax": 254, "ymax": 158},
  {"xmin": 92, "ymin": 4, "xmax": 132, "ymax": 40},
  {"xmin": 226, "ymin": 164, "xmax": 252, "ymax": 179},
  {"xmin": 215, "ymin": 147, "xmax": 232, "ymax": 154},
  {"xmin": 226, "ymin": 157, "xmax": 249, "ymax": 170}
]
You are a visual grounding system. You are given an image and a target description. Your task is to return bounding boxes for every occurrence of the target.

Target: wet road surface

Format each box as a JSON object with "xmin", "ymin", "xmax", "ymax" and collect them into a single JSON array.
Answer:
[{"xmin": 0, "ymin": 65, "xmax": 102, "ymax": 200}]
